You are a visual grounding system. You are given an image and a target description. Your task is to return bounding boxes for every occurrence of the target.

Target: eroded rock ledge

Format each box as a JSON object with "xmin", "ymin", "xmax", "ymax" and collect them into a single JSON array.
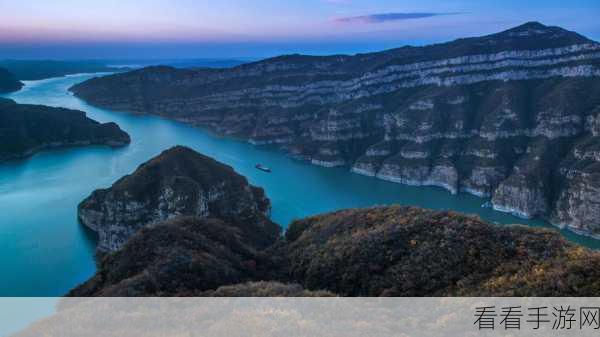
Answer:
[{"xmin": 69, "ymin": 22, "xmax": 600, "ymax": 236}]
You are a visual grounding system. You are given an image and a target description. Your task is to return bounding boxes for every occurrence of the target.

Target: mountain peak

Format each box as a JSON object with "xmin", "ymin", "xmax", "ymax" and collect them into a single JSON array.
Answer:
[
  {"xmin": 78, "ymin": 146, "xmax": 279, "ymax": 252},
  {"xmin": 501, "ymin": 21, "xmax": 562, "ymax": 36},
  {"xmin": 470, "ymin": 21, "xmax": 595, "ymax": 50},
  {"xmin": 497, "ymin": 21, "xmax": 590, "ymax": 42},
  {"xmin": 513, "ymin": 21, "xmax": 548, "ymax": 30}
]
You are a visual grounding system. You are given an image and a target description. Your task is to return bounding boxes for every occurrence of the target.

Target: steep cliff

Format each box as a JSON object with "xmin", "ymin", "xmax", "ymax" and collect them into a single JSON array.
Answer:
[
  {"xmin": 0, "ymin": 67, "xmax": 23, "ymax": 93},
  {"xmin": 78, "ymin": 146, "xmax": 280, "ymax": 252},
  {"xmin": 0, "ymin": 98, "xmax": 130, "ymax": 161},
  {"xmin": 70, "ymin": 22, "xmax": 600, "ymax": 236}
]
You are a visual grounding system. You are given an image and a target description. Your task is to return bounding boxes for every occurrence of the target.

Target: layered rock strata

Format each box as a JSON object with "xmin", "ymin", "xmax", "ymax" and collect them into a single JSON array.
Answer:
[{"xmin": 70, "ymin": 22, "xmax": 600, "ymax": 235}]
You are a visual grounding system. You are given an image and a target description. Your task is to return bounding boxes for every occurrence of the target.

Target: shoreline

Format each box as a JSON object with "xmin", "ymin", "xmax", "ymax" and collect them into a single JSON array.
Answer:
[
  {"xmin": 0, "ymin": 140, "xmax": 129, "ymax": 163},
  {"xmin": 69, "ymin": 90, "xmax": 600, "ymax": 243}
]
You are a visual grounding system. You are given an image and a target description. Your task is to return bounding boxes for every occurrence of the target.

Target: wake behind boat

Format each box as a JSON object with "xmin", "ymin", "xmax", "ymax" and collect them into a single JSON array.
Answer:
[{"xmin": 255, "ymin": 164, "xmax": 271, "ymax": 172}]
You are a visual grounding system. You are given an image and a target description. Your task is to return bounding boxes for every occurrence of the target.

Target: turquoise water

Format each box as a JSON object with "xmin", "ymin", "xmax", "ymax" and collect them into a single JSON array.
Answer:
[{"xmin": 1, "ymin": 73, "xmax": 599, "ymax": 296}]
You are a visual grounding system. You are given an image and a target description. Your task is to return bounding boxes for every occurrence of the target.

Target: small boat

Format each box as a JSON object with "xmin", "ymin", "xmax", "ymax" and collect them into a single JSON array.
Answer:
[
  {"xmin": 481, "ymin": 201, "xmax": 492, "ymax": 208},
  {"xmin": 255, "ymin": 164, "xmax": 272, "ymax": 173}
]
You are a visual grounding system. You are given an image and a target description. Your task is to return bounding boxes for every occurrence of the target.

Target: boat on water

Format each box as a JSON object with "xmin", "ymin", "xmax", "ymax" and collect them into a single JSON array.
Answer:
[{"xmin": 255, "ymin": 164, "xmax": 272, "ymax": 172}]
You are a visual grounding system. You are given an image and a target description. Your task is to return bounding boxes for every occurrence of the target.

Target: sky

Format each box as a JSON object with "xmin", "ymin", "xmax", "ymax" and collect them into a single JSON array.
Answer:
[{"xmin": 0, "ymin": 0, "xmax": 599, "ymax": 59}]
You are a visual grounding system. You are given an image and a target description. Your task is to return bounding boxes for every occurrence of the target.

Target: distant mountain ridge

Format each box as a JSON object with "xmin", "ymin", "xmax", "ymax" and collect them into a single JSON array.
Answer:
[
  {"xmin": 106, "ymin": 58, "xmax": 251, "ymax": 70},
  {"xmin": 0, "ymin": 60, "xmax": 121, "ymax": 81},
  {"xmin": 69, "ymin": 22, "xmax": 600, "ymax": 237}
]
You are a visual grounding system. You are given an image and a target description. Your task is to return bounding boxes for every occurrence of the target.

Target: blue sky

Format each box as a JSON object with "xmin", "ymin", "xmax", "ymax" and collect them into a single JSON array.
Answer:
[{"xmin": 0, "ymin": 0, "xmax": 598, "ymax": 59}]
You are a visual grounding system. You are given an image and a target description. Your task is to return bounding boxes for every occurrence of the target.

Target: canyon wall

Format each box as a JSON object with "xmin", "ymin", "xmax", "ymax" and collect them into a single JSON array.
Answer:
[{"xmin": 70, "ymin": 22, "xmax": 600, "ymax": 236}]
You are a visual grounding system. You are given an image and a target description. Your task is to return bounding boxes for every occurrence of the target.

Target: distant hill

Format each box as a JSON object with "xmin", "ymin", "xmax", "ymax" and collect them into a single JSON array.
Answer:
[
  {"xmin": 0, "ymin": 98, "xmax": 130, "ymax": 161},
  {"xmin": 0, "ymin": 67, "xmax": 23, "ymax": 93},
  {"xmin": 0, "ymin": 59, "xmax": 250, "ymax": 81},
  {"xmin": 106, "ymin": 58, "xmax": 252, "ymax": 70},
  {"xmin": 0, "ymin": 60, "xmax": 121, "ymax": 80}
]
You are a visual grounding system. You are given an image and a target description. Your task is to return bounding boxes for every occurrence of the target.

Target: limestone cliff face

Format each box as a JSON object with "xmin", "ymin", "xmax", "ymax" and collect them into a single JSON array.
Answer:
[
  {"xmin": 552, "ymin": 137, "xmax": 600, "ymax": 236},
  {"xmin": 70, "ymin": 22, "xmax": 600, "ymax": 235},
  {"xmin": 0, "ymin": 98, "xmax": 130, "ymax": 161},
  {"xmin": 78, "ymin": 146, "xmax": 280, "ymax": 252}
]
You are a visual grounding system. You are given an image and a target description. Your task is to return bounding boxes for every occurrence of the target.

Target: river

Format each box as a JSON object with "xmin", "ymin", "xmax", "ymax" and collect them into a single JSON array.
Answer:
[{"xmin": 1, "ymin": 73, "xmax": 598, "ymax": 296}]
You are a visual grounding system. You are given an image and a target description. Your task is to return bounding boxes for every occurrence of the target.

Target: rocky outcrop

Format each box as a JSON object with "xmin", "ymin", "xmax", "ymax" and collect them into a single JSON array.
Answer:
[
  {"xmin": 77, "ymin": 146, "xmax": 280, "ymax": 252},
  {"xmin": 70, "ymin": 22, "xmax": 600, "ymax": 236},
  {"xmin": 0, "ymin": 98, "xmax": 130, "ymax": 161},
  {"xmin": 0, "ymin": 67, "xmax": 23, "ymax": 93}
]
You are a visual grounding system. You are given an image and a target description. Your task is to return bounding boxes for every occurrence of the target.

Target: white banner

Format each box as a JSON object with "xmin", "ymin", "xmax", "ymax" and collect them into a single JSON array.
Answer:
[{"xmin": 3, "ymin": 297, "xmax": 600, "ymax": 337}]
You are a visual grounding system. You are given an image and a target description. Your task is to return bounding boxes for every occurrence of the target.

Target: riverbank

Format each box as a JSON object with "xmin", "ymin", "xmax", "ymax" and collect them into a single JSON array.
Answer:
[{"xmin": 1, "ymin": 73, "xmax": 599, "ymax": 296}]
